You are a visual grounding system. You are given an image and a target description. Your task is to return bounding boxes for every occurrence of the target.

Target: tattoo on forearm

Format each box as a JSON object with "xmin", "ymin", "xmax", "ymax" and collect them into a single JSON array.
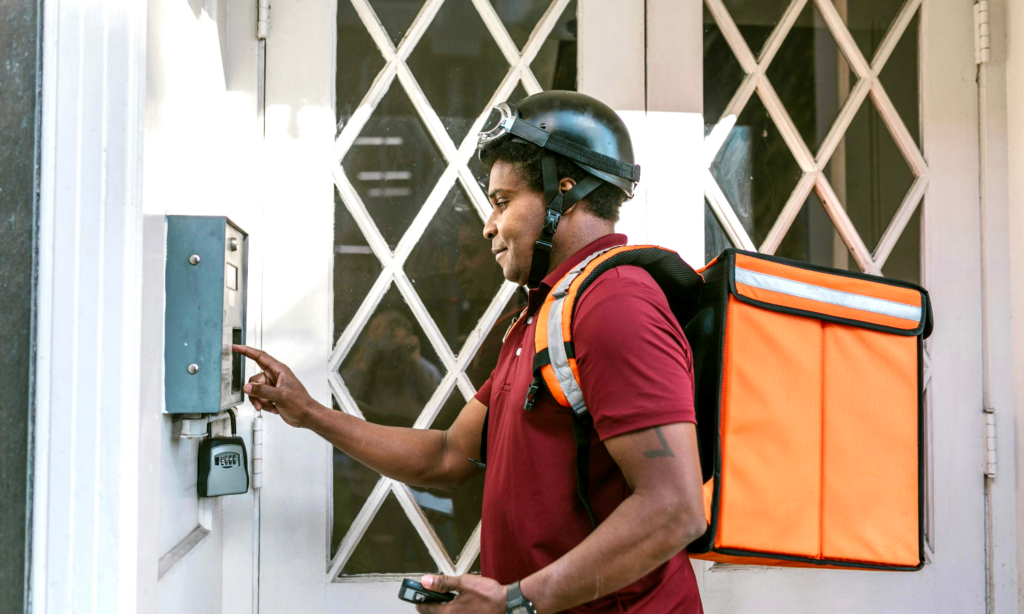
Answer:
[{"xmin": 643, "ymin": 427, "xmax": 675, "ymax": 458}]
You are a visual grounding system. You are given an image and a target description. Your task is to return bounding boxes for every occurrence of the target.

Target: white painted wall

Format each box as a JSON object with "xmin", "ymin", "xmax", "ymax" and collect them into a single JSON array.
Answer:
[
  {"xmin": 140, "ymin": 0, "xmax": 263, "ymax": 612},
  {"xmin": 1003, "ymin": 0, "xmax": 1024, "ymax": 608}
]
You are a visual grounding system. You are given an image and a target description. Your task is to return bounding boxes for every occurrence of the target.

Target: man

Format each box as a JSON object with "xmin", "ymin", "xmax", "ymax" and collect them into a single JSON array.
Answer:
[{"xmin": 235, "ymin": 91, "xmax": 707, "ymax": 613}]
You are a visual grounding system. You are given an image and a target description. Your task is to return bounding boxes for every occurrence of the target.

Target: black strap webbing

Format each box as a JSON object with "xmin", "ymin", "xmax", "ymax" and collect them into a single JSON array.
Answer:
[
  {"xmin": 571, "ymin": 411, "xmax": 597, "ymax": 528},
  {"xmin": 527, "ymin": 155, "xmax": 604, "ymax": 289}
]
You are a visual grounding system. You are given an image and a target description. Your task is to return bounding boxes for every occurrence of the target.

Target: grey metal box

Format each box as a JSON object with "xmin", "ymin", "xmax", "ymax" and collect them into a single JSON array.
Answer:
[{"xmin": 164, "ymin": 216, "xmax": 248, "ymax": 414}]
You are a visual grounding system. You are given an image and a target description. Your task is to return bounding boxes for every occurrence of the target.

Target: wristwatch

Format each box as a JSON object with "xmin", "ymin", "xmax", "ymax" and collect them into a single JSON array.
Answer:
[{"xmin": 506, "ymin": 580, "xmax": 537, "ymax": 614}]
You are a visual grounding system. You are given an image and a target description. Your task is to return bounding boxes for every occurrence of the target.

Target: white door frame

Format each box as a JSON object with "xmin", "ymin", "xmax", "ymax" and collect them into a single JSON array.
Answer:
[{"xmin": 32, "ymin": 0, "xmax": 149, "ymax": 612}]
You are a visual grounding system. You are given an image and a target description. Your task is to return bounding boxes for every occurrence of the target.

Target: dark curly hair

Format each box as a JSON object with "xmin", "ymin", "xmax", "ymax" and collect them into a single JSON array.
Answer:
[{"xmin": 479, "ymin": 139, "xmax": 630, "ymax": 222}]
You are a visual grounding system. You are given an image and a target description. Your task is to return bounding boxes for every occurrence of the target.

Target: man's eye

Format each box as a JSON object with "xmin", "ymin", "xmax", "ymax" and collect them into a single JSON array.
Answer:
[{"xmin": 496, "ymin": 200, "xmax": 509, "ymax": 209}]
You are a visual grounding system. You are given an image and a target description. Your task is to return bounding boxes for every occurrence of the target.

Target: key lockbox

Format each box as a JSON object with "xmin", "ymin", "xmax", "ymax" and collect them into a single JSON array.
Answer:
[{"xmin": 165, "ymin": 216, "xmax": 248, "ymax": 414}]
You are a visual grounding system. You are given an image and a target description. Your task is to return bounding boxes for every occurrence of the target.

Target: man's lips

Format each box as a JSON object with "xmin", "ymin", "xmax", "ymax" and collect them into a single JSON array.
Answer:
[{"xmin": 492, "ymin": 247, "xmax": 507, "ymax": 261}]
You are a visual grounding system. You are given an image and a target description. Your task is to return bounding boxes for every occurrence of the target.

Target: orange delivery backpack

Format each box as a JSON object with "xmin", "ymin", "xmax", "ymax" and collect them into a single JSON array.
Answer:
[{"xmin": 527, "ymin": 245, "xmax": 932, "ymax": 571}]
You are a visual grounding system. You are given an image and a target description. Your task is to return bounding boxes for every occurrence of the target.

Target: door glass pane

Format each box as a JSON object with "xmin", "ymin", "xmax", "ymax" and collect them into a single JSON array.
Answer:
[
  {"xmin": 334, "ymin": 193, "xmax": 382, "ymax": 342},
  {"xmin": 342, "ymin": 82, "xmax": 446, "ymax": 250},
  {"xmin": 704, "ymin": 200, "xmax": 734, "ymax": 265},
  {"xmin": 368, "ymin": 0, "xmax": 426, "ymax": 46},
  {"xmin": 826, "ymin": 99, "xmax": 914, "ymax": 254},
  {"xmin": 339, "ymin": 285, "xmax": 445, "ymax": 428},
  {"xmin": 418, "ymin": 390, "xmax": 484, "ymax": 559},
  {"xmin": 880, "ymin": 203, "xmax": 921, "ymax": 285},
  {"xmin": 878, "ymin": 10, "xmax": 920, "ymax": 147},
  {"xmin": 710, "ymin": 93, "xmax": 803, "ymax": 248},
  {"xmin": 703, "ymin": 4, "xmax": 746, "ymax": 129},
  {"xmin": 530, "ymin": 0, "xmax": 577, "ymax": 90},
  {"xmin": 341, "ymin": 493, "xmax": 440, "ymax": 575},
  {"xmin": 406, "ymin": 185, "xmax": 505, "ymax": 356},
  {"xmin": 775, "ymin": 190, "xmax": 855, "ymax": 270},
  {"xmin": 490, "ymin": 0, "xmax": 553, "ymax": 51},
  {"xmin": 838, "ymin": 0, "xmax": 906, "ymax": 63},
  {"xmin": 332, "ymin": 0, "xmax": 576, "ymax": 577},
  {"xmin": 337, "ymin": 0, "xmax": 387, "ymax": 131},
  {"xmin": 331, "ymin": 403, "xmax": 386, "ymax": 556},
  {"xmin": 721, "ymin": 0, "xmax": 790, "ymax": 59},
  {"xmin": 766, "ymin": 1, "xmax": 857, "ymax": 152},
  {"xmin": 406, "ymin": 0, "xmax": 509, "ymax": 144}
]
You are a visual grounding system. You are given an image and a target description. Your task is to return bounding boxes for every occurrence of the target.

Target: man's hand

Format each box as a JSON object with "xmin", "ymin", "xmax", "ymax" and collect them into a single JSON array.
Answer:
[
  {"xmin": 232, "ymin": 345, "xmax": 323, "ymax": 429},
  {"xmin": 414, "ymin": 574, "xmax": 506, "ymax": 614}
]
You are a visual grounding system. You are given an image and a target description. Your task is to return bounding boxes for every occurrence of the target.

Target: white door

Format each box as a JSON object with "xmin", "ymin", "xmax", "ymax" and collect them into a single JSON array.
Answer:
[
  {"xmin": 260, "ymin": 0, "xmax": 622, "ymax": 611},
  {"xmin": 259, "ymin": 0, "xmax": 984, "ymax": 611},
  {"xmin": 697, "ymin": 0, "xmax": 986, "ymax": 611}
]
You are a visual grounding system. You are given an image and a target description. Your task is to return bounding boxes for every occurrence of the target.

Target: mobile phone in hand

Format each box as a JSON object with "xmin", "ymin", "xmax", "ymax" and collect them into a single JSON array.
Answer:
[{"xmin": 397, "ymin": 579, "xmax": 456, "ymax": 605}]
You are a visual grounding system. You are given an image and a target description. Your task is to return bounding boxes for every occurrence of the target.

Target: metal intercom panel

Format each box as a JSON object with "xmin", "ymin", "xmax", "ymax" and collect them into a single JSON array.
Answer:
[{"xmin": 165, "ymin": 216, "xmax": 248, "ymax": 414}]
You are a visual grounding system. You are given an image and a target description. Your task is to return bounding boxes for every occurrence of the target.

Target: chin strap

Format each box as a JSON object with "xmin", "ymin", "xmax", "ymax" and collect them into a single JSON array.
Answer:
[{"xmin": 526, "ymin": 154, "xmax": 604, "ymax": 289}]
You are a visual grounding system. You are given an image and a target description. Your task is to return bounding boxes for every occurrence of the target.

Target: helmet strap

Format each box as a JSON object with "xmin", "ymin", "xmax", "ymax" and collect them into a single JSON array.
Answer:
[{"xmin": 527, "ymin": 154, "xmax": 604, "ymax": 289}]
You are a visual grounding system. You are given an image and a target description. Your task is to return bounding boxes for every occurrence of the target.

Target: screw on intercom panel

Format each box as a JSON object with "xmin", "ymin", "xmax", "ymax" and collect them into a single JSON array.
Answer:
[
  {"xmin": 229, "ymin": 237, "xmax": 238, "ymax": 251},
  {"xmin": 188, "ymin": 363, "xmax": 199, "ymax": 374},
  {"xmin": 189, "ymin": 254, "xmax": 201, "ymax": 265}
]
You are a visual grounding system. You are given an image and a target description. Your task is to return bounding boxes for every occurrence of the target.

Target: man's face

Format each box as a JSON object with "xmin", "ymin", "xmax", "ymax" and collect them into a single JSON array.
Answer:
[{"xmin": 483, "ymin": 160, "xmax": 546, "ymax": 286}]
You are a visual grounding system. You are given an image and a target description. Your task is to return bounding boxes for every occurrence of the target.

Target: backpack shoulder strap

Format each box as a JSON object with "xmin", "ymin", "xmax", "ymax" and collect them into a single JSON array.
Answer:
[{"xmin": 527, "ymin": 244, "xmax": 704, "ymax": 528}]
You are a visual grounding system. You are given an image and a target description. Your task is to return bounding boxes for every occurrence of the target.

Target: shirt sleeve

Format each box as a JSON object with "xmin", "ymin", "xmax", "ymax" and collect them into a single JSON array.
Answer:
[
  {"xmin": 572, "ymin": 265, "xmax": 696, "ymax": 441},
  {"xmin": 474, "ymin": 376, "xmax": 494, "ymax": 407}
]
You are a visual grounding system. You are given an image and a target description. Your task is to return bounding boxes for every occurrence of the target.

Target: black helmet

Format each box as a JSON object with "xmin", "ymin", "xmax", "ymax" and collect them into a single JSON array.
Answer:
[{"xmin": 477, "ymin": 91, "xmax": 640, "ymax": 288}]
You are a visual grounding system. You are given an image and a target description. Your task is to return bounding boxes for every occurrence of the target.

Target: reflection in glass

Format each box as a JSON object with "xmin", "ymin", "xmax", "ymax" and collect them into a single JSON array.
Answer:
[
  {"xmin": 530, "ymin": 0, "xmax": 577, "ymax": 90},
  {"xmin": 406, "ymin": 0, "xmax": 509, "ymax": 144},
  {"xmin": 775, "ymin": 191, "xmax": 854, "ymax": 270},
  {"xmin": 710, "ymin": 94, "xmax": 803, "ymax": 248},
  {"xmin": 839, "ymin": 0, "xmax": 905, "ymax": 64},
  {"xmin": 881, "ymin": 204, "xmax": 920, "ymax": 285},
  {"xmin": 490, "ymin": 0, "xmax": 551, "ymax": 51},
  {"xmin": 341, "ymin": 493, "xmax": 440, "ymax": 575},
  {"xmin": 337, "ymin": 0, "xmax": 387, "ymax": 132},
  {"xmin": 703, "ymin": 5, "xmax": 746, "ymax": 130},
  {"xmin": 340, "ymin": 286, "xmax": 444, "ymax": 428},
  {"xmin": 704, "ymin": 201, "xmax": 735, "ymax": 265},
  {"xmin": 766, "ymin": 1, "xmax": 856, "ymax": 152},
  {"xmin": 368, "ymin": 0, "xmax": 425, "ymax": 46},
  {"xmin": 721, "ymin": 0, "xmax": 790, "ymax": 59},
  {"xmin": 407, "ymin": 185, "xmax": 507, "ymax": 355},
  {"xmin": 342, "ymin": 82, "xmax": 446, "ymax": 249},
  {"xmin": 878, "ymin": 11, "xmax": 919, "ymax": 147},
  {"xmin": 827, "ymin": 100, "xmax": 913, "ymax": 256},
  {"xmin": 334, "ymin": 193, "xmax": 382, "ymax": 342}
]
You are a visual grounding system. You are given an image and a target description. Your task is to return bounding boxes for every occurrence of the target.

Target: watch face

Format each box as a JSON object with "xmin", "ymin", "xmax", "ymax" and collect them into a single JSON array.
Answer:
[{"xmin": 510, "ymin": 607, "xmax": 529, "ymax": 614}]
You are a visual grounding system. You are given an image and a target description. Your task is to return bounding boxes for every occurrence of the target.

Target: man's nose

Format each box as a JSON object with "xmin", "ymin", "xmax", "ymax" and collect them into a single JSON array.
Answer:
[{"xmin": 483, "ymin": 211, "xmax": 498, "ymax": 240}]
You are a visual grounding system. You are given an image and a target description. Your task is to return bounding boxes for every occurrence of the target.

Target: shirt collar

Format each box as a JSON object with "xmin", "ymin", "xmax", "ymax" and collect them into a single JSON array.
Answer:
[{"xmin": 526, "ymin": 233, "xmax": 628, "ymax": 311}]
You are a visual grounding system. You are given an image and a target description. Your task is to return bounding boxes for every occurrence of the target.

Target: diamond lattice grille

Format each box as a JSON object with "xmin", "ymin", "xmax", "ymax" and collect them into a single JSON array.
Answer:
[
  {"xmin": 703, "ymin": 0, "xmax": 927, "ymax": 276},
  {"xmin": 328, "ymin": 0, "xmax": 576, "ymax": 581}
]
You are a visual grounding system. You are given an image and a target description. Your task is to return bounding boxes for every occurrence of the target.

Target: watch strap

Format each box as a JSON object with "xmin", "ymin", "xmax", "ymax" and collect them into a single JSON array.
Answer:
[{"xmin": 506, "ymin": 580, "xmax": 536, "ymax": 614}]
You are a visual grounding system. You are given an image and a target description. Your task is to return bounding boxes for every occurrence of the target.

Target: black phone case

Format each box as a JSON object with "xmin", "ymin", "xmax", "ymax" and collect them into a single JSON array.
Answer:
[{"xmin": 398, "ymin": 579, "xmax": 456, "ymax": 604}]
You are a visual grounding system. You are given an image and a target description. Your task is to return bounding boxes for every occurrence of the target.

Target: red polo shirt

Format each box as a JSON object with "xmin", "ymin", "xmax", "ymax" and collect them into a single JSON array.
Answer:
[{"xmin": 474, "ymin": 233, "xmax": 703, "ymax": 613}]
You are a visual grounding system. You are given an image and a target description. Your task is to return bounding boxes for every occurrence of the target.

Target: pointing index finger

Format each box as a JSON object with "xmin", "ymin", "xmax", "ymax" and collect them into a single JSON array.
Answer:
[{"xmin": 232, "ymin": 345, "xmax": 284, "ymax": 373}]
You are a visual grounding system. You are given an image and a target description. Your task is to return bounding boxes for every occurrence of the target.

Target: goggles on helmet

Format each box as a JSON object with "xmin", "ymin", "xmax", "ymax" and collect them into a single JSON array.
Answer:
[{"xmin": 476, "ymin": 102, "xmax": 641, "ymax": 197}]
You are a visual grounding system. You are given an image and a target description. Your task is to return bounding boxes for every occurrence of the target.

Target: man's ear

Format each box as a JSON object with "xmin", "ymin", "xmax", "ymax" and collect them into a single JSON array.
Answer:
[{"xmin": 558, "ymin": 177, "xmax": 577, "ymax": 193}]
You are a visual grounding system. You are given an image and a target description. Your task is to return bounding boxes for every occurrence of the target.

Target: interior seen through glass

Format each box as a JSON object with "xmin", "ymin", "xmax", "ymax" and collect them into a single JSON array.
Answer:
[
  {"xmin": 704, "ymin": 2, "xmax": 921, "ymax": 285},
  {"xmin": 332, "ymin": 0, "xmax": 573, "ymax": 574}
]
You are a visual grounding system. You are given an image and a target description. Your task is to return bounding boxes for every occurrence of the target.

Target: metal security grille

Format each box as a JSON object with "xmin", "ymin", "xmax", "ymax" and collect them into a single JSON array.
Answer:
[
  {"xmin": 328, "ymin": 0, "xmax": 575, "ymax": 582},
  {"xmin": 703, "ymin": 0, "xmax": 926, "ymax": 275}
]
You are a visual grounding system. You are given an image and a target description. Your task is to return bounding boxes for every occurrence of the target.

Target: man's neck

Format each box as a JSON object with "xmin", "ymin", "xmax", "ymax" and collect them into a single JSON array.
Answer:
[{"xmin": 545, "ymin": 219, "xmax": 617, "ymax": 276}]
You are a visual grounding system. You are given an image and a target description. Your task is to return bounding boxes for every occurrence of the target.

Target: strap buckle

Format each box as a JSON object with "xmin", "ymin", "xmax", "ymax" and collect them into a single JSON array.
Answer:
[
  {"xmin": 541, "ymin": 208, "xmax": 562, "ymax": 237},
  {"xmin": 522, "ymin": 379, "xmax": 541, "ymax": 411}
]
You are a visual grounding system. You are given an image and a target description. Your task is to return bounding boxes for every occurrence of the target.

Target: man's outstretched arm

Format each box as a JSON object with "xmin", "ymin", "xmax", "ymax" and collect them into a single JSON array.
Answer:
[
  {"xmin": 233, "ymin": 344, "xmax": 485, "ymax": 490},
  {"xmin": 416, "ymin": 421, "xmax": 707, "ymax": 614}
]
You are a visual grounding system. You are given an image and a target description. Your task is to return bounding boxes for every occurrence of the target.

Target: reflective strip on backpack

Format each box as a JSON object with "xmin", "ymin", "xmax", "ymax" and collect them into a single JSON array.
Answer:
[
  {"xmin": 735, "ymin": 267, "xmax": 923, "ymax": 323},
  {"xmin": 542, "ymin": 247, "xmax": 620, "ymax": 416}
]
